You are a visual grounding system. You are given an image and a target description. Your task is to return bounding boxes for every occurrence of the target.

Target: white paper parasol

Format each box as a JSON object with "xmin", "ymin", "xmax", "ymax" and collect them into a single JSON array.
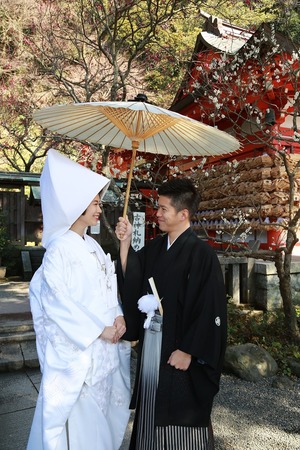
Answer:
[{"xmin": 33, "ymin": 101, "xmax": 240, "ymax": 216}]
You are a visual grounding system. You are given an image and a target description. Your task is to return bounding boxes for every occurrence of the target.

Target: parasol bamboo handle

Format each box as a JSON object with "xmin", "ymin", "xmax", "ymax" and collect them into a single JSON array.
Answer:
[
  {"xmin": 148, "ymin": 277, "xmax": 163, "ymax": 316},
  {"xmin": 122, "ymin": 142, "xmax": 139, "ymax": 218}
]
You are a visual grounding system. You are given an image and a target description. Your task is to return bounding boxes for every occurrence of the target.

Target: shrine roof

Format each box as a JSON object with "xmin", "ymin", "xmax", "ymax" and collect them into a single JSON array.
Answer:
[
  {"xmin": 198, "ymin": 13, "xmax": 252, "ymax": 55},
  {"xmin": 170, "ymin": 13, "xmax": 296, "ymax": 112},
  {"xmin": 199, "ymin": 31, "xmax": 247, "ymax": 54}
]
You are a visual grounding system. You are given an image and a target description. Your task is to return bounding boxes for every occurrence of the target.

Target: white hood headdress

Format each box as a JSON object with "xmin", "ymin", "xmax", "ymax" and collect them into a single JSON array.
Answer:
[{"xmin": 41, "ymin": 149, "xmax": 110, "ymax": 248}]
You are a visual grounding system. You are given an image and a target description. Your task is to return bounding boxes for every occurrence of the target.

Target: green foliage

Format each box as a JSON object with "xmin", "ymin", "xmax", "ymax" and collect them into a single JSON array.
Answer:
[
  {"xmin": 1, "ymin": 244, "xmax": 23, "ymax": 277},
  {"xmin": 0, "ymin": 214, "xmax": 22, "ymax": 274},
  {"xmin": 274, "ymin": 8, "xmax": 300, "ymax": 43},
  {"xmin": 203, "ymin": 0, "xmax": 278, "ymax": 27},
  {"xmin": 144, "ymin": 16, "xmax": 201, "ymax": 106},
  {"xmin": 227, "ymin": 300, "xmax": 300, "ymax": 376}
]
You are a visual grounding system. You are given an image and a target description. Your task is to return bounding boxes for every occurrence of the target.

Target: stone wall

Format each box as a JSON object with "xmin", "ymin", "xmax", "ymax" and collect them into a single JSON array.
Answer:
[{"xmin": 254, "ymin": 260, "xmax": 300, "ymax": 310}]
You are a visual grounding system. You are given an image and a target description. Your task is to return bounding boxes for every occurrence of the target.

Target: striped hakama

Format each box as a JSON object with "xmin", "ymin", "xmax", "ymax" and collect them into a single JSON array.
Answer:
[
  {"xmin": 155, "ymin": 424, "xmax": 214, "ymax": 450},
  {"xmin": 132, "ymin": 314, "xmax": 214, "ymax": 450}
]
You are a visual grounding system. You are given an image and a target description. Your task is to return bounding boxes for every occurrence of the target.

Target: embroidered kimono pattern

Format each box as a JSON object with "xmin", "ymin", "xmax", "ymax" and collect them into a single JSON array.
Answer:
[{"xmin": 27, "ymin": 231, "xmax": 131, "ymax": 450}]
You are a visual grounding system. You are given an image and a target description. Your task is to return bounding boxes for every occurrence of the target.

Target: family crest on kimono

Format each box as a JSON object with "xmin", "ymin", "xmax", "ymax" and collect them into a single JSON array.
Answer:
[
  {"xmin": 116, "ymin": 177, "xmax": 227, "ymax": 450},
  {"xmin": 27, "ymin": 149, "xmax": 131, "ymax": 450}
]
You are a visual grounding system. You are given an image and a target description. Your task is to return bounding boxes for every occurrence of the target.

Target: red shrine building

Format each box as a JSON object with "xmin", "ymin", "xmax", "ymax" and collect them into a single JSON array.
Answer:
[
  {"xmin": 169, "ymin": 13, "xmax": 300, "ymax": 253},
  {"xmin": 79, "ymin": 13, "xmax": 300, "ymax": 252}
]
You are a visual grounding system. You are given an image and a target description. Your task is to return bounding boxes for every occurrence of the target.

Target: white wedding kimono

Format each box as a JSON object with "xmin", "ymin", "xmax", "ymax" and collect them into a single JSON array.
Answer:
[{"xmin": 27, "ymin": 230, "xmax": 131, "ymax": 450}]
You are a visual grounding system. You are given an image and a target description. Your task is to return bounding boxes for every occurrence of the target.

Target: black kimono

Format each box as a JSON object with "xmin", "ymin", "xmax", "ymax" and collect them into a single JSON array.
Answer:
[{"xmin": 118, "ymin": 227, "xmax": 227, "ymax": 450}]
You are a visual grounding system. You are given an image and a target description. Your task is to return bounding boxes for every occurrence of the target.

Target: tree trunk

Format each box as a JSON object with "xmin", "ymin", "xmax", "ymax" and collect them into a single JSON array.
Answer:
[{"xmin": 274, "ymin": 251, "xmax": 300, "ymax": 342}]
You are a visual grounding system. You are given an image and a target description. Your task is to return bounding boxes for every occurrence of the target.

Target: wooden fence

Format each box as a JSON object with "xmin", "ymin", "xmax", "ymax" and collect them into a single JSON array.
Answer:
[
  {"xmin": 0, "ymin": 189, "xmax": 42, "ymax": 246},
  {"xmin": 218, "ymin": 255, "xmax": 256, "ymax": 305}
]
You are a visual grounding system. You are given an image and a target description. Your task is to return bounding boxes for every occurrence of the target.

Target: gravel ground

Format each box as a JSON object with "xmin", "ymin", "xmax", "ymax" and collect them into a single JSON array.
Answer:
[
  {"xmin": 123, "ymin": 354, "xmax": 300, "ymax": 449},
  {"xmin": 212, "ymin": 373, "xmax": 300, "ymax": 450}
]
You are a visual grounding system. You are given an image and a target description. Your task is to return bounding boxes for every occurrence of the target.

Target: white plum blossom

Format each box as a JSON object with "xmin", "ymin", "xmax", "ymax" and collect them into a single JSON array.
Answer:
[
  {"xmin": 191, "ymin": 81, "xmax": 201, "ymax": 89},
  {"xmin": 294, "ymin": 131, "xmax": 300, "ymax": 140}
]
